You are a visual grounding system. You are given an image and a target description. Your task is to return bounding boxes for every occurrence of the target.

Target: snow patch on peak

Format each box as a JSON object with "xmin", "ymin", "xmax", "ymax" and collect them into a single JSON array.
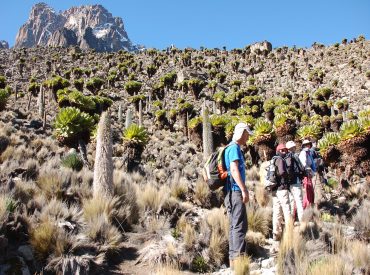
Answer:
[{"xmin": 92, "ymin": 23, "xmax": 113, "ymax": 39}]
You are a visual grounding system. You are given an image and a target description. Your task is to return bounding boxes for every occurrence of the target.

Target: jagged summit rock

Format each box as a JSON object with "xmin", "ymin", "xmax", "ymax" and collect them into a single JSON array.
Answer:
[
  {"xmin": 15, "ymin": 2, "xmax": 134, "ymax": 52},
  {"xmin": 0, "ymin": 41, "xmax": 9, "ymax": 49}
]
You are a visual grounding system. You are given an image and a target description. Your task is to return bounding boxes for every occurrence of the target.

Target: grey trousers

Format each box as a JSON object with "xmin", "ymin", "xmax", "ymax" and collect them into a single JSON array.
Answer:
[{"xmin": 224, "ymin": 190, "xmax": 247, "ymax": 259}]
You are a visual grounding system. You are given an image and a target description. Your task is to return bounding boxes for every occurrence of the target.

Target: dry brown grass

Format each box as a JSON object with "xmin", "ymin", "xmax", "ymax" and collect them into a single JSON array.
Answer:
[
  {"xmin": 184, "ymin": 223, "xmax": 196, "ymax": 250},
  {"xmin": 0, "ymin": 193, "xmax": 8, "ymax": 221},
  {"xmin": 194, "ymin": 179, "xmax": 210, "ymax": 206},
  {"xmin": 255, "ymin": 183, "xmax": 271, "ymax": 207},
  {"xmin": 170, "ymin": 176, "xmax": 188, "ymax": 200},
  {"xmin": 82, "ymin": 194, "xmax": 117, "ymax": 222},
  {"xmin": 137, "ymin": 183, "xmax": 169, "ymax": 214},
  {"xmin": 30, "ymin": 217, "xmax": 59, "ymax": 262},
  {"xmin": 144, "ymin": 216, "xmax": 170, "ymax": 235},
  {"xmin": 247, "ymin": 204, "xmax": 270, "ymax": 237},
  {"xmin": 307, "ymin": 255, "xmax": 344, "ymax": 275},
  {"xmin": 246, "ymin": 165, "xmax": 259, "ymax": 182},
  {"xmin": 36, "ymin": 168, "xmax": 67, "ymax": 200},
  {"xmin": 206, "ymin": 207, "xmax": 229, "ymax": 235},
  {"xmin": 83, "ymin": 215, "xmax": 122, "ymax": 252},
  {"xmin": 347, "ymin": 240, "xmax": 370, "ymax": 272},
  {"xmin": 234, "ymin": 255, "xmax": 250, "ymax": 275},
  {"xmin": 208, "ymin": 231, "xmax": 227, "ymax": 266},
  {"xmin": 0, "ymin": 145, "xmax": 15, "ymax": 162},
  {"xmin": 277, "ymin": 220, "xmax": 306, "ymax": 274},
  {"xmin": 155, "ymin": 264, "xmax": 181, "ymax": 275}
]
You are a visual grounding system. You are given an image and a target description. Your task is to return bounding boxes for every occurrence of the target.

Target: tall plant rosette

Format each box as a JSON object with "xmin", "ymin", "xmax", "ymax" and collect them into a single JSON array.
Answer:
[{"xmin": 248, "ymin": 118, "xmax": 275, "ymax": 161}]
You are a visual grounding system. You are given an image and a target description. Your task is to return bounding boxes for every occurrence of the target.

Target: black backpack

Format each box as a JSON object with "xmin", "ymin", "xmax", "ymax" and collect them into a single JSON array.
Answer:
[{"xmin": 285, "ymin": 153, "xmax": 305, "ymax": 181}]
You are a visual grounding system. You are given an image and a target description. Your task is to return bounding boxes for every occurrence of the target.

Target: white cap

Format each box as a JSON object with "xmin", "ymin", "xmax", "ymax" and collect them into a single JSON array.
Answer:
[
  {"xmin": 302, "ymin": 139, "xmax": 312, "ymax": 146},
  {"xmin": 286, "ymin": 141, "xmax": 296, "ymax": 149},
  {"xmin": 232, "ymin": 123, "xmax": 253, "ymax": 142}
]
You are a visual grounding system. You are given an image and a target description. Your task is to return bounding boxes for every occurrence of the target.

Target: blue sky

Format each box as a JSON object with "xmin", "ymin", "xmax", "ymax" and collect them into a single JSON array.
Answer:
[{"xmin": 1, "ymin": 0, "xmax": 369, "ymax": 49}]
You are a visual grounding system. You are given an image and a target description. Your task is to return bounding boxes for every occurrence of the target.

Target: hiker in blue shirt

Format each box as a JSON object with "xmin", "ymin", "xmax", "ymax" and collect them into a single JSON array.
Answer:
[{"xmin": 224, "ymin": 122, "xmax": 253, "ymax": 268}]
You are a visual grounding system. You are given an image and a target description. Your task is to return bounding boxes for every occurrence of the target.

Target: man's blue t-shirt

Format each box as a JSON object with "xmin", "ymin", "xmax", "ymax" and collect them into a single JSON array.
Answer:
[{"xmin": 224, "ymin": 142, "xmax": 246, "ymax": 191}]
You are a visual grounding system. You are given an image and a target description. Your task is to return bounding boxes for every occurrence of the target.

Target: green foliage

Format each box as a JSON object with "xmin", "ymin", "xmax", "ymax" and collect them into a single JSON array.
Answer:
[
  {"xmin": 92, "ymin": 96, "xmax": 113, "ymax": 112},
  {"xmin": 318, "ymin": 132, "xmax": 340, "ymax": 154},
  {"xmin": 146, "ymin": 64, "xmax": 157, "ymax": 77},
  {"xmin": 297, "ymin": 124, "xmax": 322, "ymax": 140},
  {"xmin": 213, "ymin": 91, "xmax": 226, "ymax": 103},
  {"xmin": 249, "ymin": 118, "xmax": 274, "ymax": 144},
  {"xmin": 188, "ymin": 117, "xmax": 202, "ymax": 129},
  {"xmin": 273, "ymin": 114, "xmax": 294, "ymax": 128},
  {"xmin": 274, "ymin": 104, "xmax": 301, "ymax": 118},
  {"xmin": 209, "ymin": 115, "xmax": 231, "ymax": 127},
  {"xmin": 314, "ymin": 87, "xmax": 333, "ymax": 100},
  {"xmin": 241, "ymin": 95, "xmax": 263, "ymax": 106},
  {"xmin": 129, "ymin": 94, "xmax": 146, "ymax": 104},
  {"xmin": 61, "ymin": 152, "xmax": 83, "ymax": 171},
  {"xmin": 6, "ymin": 198, "xmax": 18, "ymax": 213},
  {"xmin": 229, "ymin": 79, "xmax": 242, "ymax": 87},
  {"xmin": 339, "ymin": 120, "xmax": 364, "ymax": 141},
  {"xmin": 125, "ymin": 81, "xmax": 142, "ymax": 95},
  {"xmin": 57, "ymin": 89, "xmax": 96, "ymax": 112},
  {"xmin": 53, "ymin": 107, "xmax": 95, "ymax": 144},
  {"xmin": 263, "ymin": 98, "xmax": 276, "ymax": 113},
  {"xmin": 192, "ymin": 256, "xmax": 208, "ymax": 273},
  {"xmin": 160, "ymin": 71, "xmax": 177, "ymax": 88},
  {"xmin": 123, "ymin": 124, "xmax": 149, "ymax": 145},
  {"xmin": 178, "ymin": 102, "xmax": 194, "ymax": 114},
  {"xmin": 216, "ymin": 72, "xmax": 227, "ymax": 83},
  {"xmin": 155, "ymin": 109, "xmax": 166, "ymax": 119},
  {"xmin": 358, "ymin": 109, "xmax": 370, "ymax": 118},
  {"xmin": 86, "ymin": 77, "xmax": 105, "ymax": 93},
  {"xmin": 0, "ymin": 89, "xmax": 10, "ymax": 111},
  {"xmin": 188, "ymin": 79, "xmax": 206, "ymax": 97},
  {"xmin": 46, "ymin": 76, "xmax": 70, "ymax": 92},
  {"xmin": 308, "ymin": 68, "xmax": 325, "ymax": 83},
  {"xmin": 171, "ymin": 228, "xmax": 181, "ymax": 240},
  {"xmin": 152, "ymin": 100, "xmax": 163, "ymax": 109},
  {"xmin": 28, "ymin": 82, "xmax": 40, "ymax": 96},
  {"xmin": 74, "ymin": 78, "xmax": 84, "ymax": 91},
  {"xmin": 0, "ymin": 76, "xmax": 6, "ymax": 89}
]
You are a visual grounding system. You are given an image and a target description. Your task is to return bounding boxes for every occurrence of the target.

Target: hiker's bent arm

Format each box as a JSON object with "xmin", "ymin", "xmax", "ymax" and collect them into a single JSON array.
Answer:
[{"xmin": 230, "ymin": 161, "xmax": 247, "ymax": 192}]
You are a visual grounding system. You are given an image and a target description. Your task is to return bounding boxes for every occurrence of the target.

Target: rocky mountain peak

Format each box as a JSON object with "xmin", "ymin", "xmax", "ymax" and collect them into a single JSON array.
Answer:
[
  {"xmin": 15, "ymin": 3, "xmax": 134, "ymax": 52},
  {"xmin": 0, "ymin": 40, "xmax": 9, "ymax": 49}
]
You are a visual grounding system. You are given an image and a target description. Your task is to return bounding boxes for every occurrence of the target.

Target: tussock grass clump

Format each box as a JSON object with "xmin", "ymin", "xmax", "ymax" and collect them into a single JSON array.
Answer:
[
  {"xmin": 36, "ymin": 169, "xmax": 66, "ymax": 200},
  {"xmin": 84, "ymin": 215, "xmax": 122, "ymax": 253},
  {"xmin": 347, "ymin": 240, "xmax": 370, "ymax": 272},
  {"xmin": 247, "ymin": 204, "xmax": 270, "ymax": 236},
  {"xmin": 184, "ymin": 223, "xmax": 196, "ymax": 250},
  {"xmin": 209, "ymin": 232, "xmax": 227, "ymax": 266},
  {"xmin": 194, "ymin": 179, "xmax": 210, "ymax": 206},
  {"xmin": 234, "ymin": 255, "xmax": 250, "ymax": 275},
  {"xmin": 61, "ymin": 152, "xmax": 83, "ymax": 171},
  {"xmin": 277, "ymin": 221, "xmax": 306, "ymax": 274},
  {"xmin": 308, "ymin": 255, "xmax": 344, "ymax": 275},
  {"xmin": 137, "ymin": 183, "xmax": 169, "ymax": 214},
  {"xmin": 170, "ymin": 175, "xmax": 188, "ymax": 200},
  {"xmin": 30, "ymin": 218, "xmax": 59, "ymax": 262}
]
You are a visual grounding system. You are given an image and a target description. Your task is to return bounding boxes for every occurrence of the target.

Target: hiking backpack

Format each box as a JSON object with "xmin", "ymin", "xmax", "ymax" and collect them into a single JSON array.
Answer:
[
  {"xmin": 203, "ymin": 144, "xmax": 232, "ymax": 191},
  {"xmin": 264, "ymin": 156, "xmax": 282, "ymax": 191},
  {"xmin": 286, "ymin": 153, "xmax": 306, "ymax": 180}
]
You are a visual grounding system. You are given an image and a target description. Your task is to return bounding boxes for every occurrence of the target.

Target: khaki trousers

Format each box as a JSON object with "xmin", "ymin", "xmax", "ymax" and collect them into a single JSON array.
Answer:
[{"xmin": 272, "ymin": 189, "xmax": 291, "ymax": 235}]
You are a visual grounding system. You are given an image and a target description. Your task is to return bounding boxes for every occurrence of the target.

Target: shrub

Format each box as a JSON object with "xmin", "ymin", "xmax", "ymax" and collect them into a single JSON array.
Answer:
[
  {"xmin": 339, "ymin": 120, "xmax": 364, "ymax": 141},
  {"xmin": 297, "ymin": 124, "xmax": 322, "ymax": 140},
  {"xmin": 192, "ymin": 256, "xmax": 208, "ymax": 273},
  {"xmin": 123, "ymin": 124, "xmax": 149, "ymax": 145},
  {"xmin": 125, "ymin": 80, "xmax": 142, "ymax": 95},
  {"xmin": 0, "ymin": 89, "xmax": 10, "ymax": 111},
  {"xmin": 57, "ymin": 89, "xmax": 96, "ymax": 112},
  {"xmin": 86, "ymin": 77, "xmax": 105, "ymax": 94},
  {"xmin": 61, "ymin": 152, "xmax": 83, "ymax": 171},
  {"xmin": 317, "ymin": 132, "xmax": 340, "ymax": 155},
  {"xmin": 0, "ymin": 76, "xmax": 6, "ymax": 89},
  {"xmin": 53, "ymin": 107, "xmax": 95, "ymax": 146}
]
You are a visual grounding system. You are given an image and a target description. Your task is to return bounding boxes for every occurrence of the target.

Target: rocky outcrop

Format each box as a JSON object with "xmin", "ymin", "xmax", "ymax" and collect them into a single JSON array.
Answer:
[
  {"xmin": 15, "ymin": 2, "xmax": 134, "ymax": 52},
  {"xmin": 250, "ymin": 40, "xmax": 272, "ymax": 53},
  {"xmin": 0, "ymin": 41, "xmax": 9, "ymax": 49}
]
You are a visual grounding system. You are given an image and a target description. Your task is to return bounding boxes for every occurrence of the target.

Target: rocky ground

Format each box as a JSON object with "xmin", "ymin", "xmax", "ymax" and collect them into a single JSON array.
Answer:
[{"xmin": 0, "ymin": 36, "xmax": 369, "ymax": 275}]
